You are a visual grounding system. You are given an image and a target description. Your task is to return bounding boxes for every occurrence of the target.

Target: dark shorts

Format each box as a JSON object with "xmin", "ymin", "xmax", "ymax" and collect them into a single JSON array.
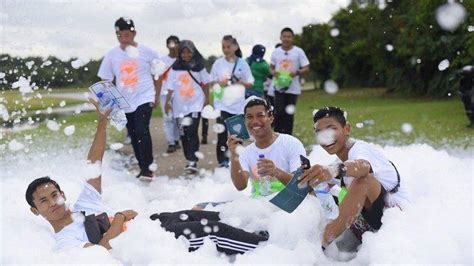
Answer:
[
  {"xmin": 349, "ymin": 185, "xmax": 387, "ymax": 242},
  {"xmin": 361, "ymin": 185, "xmax": 386, "ymax": 230}
]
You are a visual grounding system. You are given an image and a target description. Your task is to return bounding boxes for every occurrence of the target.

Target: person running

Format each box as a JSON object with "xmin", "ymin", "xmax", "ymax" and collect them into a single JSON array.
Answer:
[
  {"xmin": 270, "ymin": 27, "xmax": 310, "ymax": 135},
  {"xmin": 157, "ymin": 35, "xmax": 181, "ymax": 153},
  {"xmin": 98, "ymin": 17, "xmax": 160, "ymax": 180},
  {"xmin": 24, "ymin": 104, "xmax": 268, "ymax": 254},
  {"xmin": 164, "ymin": 40, "xmax": 210, "ymax": 174},
  {"xmin": 210, "ymin": 35, "xmax": 254, "ymax": 168},
  {"xmin": 245, "ymin": 44, "xmax": 270, "ymax": 98},
  {"xmin": 299, "ymin": 107, "xmax": 408, "ymax": 253}
]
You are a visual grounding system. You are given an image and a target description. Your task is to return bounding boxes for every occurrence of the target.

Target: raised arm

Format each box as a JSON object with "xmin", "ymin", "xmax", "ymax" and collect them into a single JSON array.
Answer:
[{"xmin": 86, "ymin": 101, "xmax": 112, "ymax": 194}]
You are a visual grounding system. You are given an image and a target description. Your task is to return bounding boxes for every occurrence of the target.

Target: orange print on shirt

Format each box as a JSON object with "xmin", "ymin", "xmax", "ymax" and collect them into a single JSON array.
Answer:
[
  {"xmin": 178, "ymin": 73, "xmax": 195, "ymax": 98},
  {"xmin": 120, "ymin": 59, "xmax": 139, "ymax": 88},
  {"xmin": 280, "ymin": 59, "xmax": 293, "ymax": 71}
]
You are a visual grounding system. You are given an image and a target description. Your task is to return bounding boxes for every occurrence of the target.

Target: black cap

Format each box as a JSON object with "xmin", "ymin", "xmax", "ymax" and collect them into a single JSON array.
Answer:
[
  {"xmin": 166, "ymin": 35, "xmax": 180, "ymax": 45},
  {"xmin": 115, "ymin": 17, "xmax": 135, "ymax": 32}
]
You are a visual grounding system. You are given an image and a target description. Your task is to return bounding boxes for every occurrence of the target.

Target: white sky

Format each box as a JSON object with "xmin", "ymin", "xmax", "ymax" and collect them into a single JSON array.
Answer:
[{"xmin": 0, "ymin": 0, "xmax": 350, "ymax": 60}]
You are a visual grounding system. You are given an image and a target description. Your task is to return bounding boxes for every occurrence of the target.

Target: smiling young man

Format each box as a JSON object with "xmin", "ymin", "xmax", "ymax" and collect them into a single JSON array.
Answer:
[
  {"xmin": 298, "ymin": 106, "xmax": 407, "ymax": 253},
  {"xmin": 25, "ymin": 104, "xmax": 270, "ymax": 255},
  {"xmin": 25, "ymin": 104, "xmax": 136, "ymax": 251},
  {"xmin": 227, "ymin": 97, "xmax": 306, "ymax": 197}
]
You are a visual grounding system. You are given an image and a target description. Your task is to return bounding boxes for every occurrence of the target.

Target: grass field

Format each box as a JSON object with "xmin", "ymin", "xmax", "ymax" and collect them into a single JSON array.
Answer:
[
  {"xmin": 1, "ymin": 87, "xmax": 472, "ymax": 150},
  {"xmin": 293, "ymin": 87, "xmax": 473, "ymax": 149},
  {"xmin": 1, "ymin": 89, "xmax": 86, "ymax": 112}
]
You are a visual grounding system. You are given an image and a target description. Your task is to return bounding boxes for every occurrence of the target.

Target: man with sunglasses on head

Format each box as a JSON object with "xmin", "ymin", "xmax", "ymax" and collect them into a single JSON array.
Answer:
[{"xmin": 98, "ymin": 17, "xmax": 161, "ymax": 180}]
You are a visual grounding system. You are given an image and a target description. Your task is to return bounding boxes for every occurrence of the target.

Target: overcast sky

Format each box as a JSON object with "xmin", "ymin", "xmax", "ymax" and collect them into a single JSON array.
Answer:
[{"xmin": 1, "ymin": 0, "xmax": 350, "ymax": 61}]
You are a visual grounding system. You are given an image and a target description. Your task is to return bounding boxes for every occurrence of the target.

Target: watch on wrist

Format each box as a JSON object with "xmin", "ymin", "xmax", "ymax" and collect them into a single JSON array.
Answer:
[{"xmin": 337, "ymin": 163, "xmax": 347, "ymax": 179}]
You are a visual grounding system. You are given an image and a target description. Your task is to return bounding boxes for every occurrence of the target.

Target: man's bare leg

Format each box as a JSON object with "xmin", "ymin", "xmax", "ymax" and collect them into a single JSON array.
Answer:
[{"xmin": 322, "ymin": 174, "xmax": 382, "ymax": 246}]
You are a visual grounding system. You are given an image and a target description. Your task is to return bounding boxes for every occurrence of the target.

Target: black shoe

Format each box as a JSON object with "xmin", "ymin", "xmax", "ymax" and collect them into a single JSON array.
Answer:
[
  {"xmin": 184, "ymin": 162, "xmax": 198, "ymax": 174},
  {"xmin": 201, "ymin": 136, "xmax": 208, "ymax": 145},
  {"xmin": 166, "ymin": 144, "xmax": 177, "ymax": 153},
  {"xmin": 175, "ymin": 141, "xmax": 181, "ymax": 149}
]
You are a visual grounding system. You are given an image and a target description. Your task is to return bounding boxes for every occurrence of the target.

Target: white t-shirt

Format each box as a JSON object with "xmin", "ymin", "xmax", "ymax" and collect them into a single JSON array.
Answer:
[
  {"xmin": 239, "ymin": 134, "xmax": 306, "ymax": 189},
  {"xmin": 97, "ymin": 44, "xmax": 160, "ymax": 113},
  {"xmin": 159, "ymin": 55, "xmax": 177, "ymax": 96},
  {"xmin": 211, "ymin": 57, "xmax": 255, "ymax": 114},
  {"xmin": 54, "ymin": 183, "xmax": 115, "ymax": 251},
  {"xmin": 166, "ymin": 69, "xmax": 211, "ymax": 118},
  {"xmin": 270, "ymin": 46, "xmax": 310, "ymax": 95},
  {"xmin": 341, "ymin": 140, "xmax": 408, "ymax": 205}
]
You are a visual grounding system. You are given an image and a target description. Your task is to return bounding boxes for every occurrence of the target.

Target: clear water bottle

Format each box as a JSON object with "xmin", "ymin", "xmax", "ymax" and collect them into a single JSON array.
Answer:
[
  {"xmin": 258, "ymin": 154, "xmax": 272, "ymax": 196},
  {"xmin": 96, "ymin": 92, "xmax": 127, "ymax": 131},
  {"xmin": 314, "ymin": 183, "xmax": 339, "ymax": 220}
]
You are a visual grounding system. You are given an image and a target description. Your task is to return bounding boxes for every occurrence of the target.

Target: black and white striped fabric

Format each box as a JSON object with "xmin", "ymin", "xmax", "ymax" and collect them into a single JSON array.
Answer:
[{"xmin": 150, "ymin": 210, "xmax": 268, "ymax": 255}]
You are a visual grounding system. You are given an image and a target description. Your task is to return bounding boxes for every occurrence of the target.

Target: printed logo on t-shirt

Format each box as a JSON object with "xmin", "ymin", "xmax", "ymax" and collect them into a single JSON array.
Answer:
[
  {"xmin": 178, "ymin": 72, "xmax": 195, "ymax": 98},
  {"xmin": 120, "ymin": 59, "xmax": 139, "ymax": 88},
  {"xmin": 279, "ymin": 59, "xmax": 293, "ymax": 71}
]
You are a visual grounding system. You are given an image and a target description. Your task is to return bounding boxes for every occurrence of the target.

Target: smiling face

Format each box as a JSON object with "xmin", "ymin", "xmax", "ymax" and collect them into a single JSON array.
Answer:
[
  {"xmin": 181, "ymin": 47, "xmax": 192, "ymax": 63},
  {"xmin": 314, "ymin": 116, "xmax": 351, "ymax": 155},
  {"xmin": 280, "ymin": 31, "xmax": 294, "ymax": 48},
  {"xmin": 30, "ymin": 183, "xmax": 67, "ymax": 222},
  {"xmin": 222, "ymin": 39, "xmax": 237, "ymax": 58},
  {"xmin": 245, "ymin": 105, "xmax": 274, "ymax": 139}
]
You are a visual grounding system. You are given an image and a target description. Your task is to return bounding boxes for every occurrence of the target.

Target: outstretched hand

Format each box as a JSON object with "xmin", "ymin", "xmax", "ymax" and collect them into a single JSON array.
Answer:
[{"xmin": 89, "ymin": 98, "xmax": 113, "ymax": 121}]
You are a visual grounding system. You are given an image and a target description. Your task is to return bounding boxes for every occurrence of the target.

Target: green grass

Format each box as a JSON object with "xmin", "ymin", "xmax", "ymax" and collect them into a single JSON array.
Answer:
[
  {"xmin": 1, "ymin": 89, "xmax": 85, "ymax": 112},
  {"xmin": 2, "ymin": 87, "xmax": 472, "ymax": 151},
  {"xmin": 293, "ymin": 88, "xmax": 473, "ymax": 149}
]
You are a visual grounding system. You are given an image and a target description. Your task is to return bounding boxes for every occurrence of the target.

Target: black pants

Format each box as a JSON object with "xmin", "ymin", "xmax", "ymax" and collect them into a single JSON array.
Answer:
[
  {"xmin": 216, "ymin": 111, "xmax": 234, "ymax": 164},
  {"xmin": 125, "ymin": 103, "xmax": 153, "ymax": 176},
  {"xmin": 177, "ymin": 112, "xmax": 201, "ymax": 162},
  {"xmin": 150, "ymin": 210, "xmax": 268, "ymax": 255},
  {"xmin": 264, "ymin": 91, "xmax": 274, "ymax": 108},
  {"xmin": 201, "ymin": 117, "xmax": 209, "ymax": 139},
  {"xmin": 274, "ymin": 91, "xmax": 298, "ymax": 135}
]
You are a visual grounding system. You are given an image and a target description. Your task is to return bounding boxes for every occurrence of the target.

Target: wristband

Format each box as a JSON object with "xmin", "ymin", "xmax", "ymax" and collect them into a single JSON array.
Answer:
[{"xmin": 337, "ymin": 163, "xmax": 347, "ymax": 179}]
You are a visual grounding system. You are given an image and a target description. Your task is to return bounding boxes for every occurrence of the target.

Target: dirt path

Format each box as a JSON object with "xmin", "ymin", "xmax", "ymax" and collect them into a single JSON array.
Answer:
[{"xmin": 121, "ymin": 116, "xmax": 219, "ymax": 177}]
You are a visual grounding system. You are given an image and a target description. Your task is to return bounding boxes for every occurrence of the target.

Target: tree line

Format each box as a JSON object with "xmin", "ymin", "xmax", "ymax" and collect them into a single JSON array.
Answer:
[{"xmin": 1, "ymin": 0, "xmax": 472, "ymax": 97}]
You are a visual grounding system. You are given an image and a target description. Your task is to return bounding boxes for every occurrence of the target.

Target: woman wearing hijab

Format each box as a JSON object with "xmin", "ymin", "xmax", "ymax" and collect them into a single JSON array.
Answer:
[
  {"xmin": 246, "ymin": 44, "xmax": 270, "ymax": 98},
  {"xmin": 210, "ymin": 35, "xmax": 254, "ymax": 168},
  {"xmin": 164, "ymin": 40, "xmax": 211, "ymax": 174}
]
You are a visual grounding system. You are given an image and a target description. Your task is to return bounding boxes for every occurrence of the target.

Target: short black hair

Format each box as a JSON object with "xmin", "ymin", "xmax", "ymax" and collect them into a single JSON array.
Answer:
[
  {"xmin": 281, "ymin": 27, "xmax": 294, "ymax": 36},
  {"xmin": 26, "ymin": 177, "xmax": 61, "ymax": 208},
  {"xmin": 115, "ymin": 17, "xmax": 135, "ymax": 32},
  {"xmin": 313, "ymin": 106, "xmax": 347, "ymax": 126},
  {"xmin": 244, "ymin": 97, "xmax": 273, "ymax": 115},
  {"xmin": 166, "ymin": 35, "xmax": 180, "ymax": 45}
]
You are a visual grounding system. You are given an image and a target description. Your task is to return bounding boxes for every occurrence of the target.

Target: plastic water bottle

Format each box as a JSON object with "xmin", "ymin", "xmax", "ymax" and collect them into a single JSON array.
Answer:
[
  {"xmin": 258, "ymin": 154, "xmax": 272, "ymax": 196},
  {"xmin": 96, "ymin": 92, "xmax": 127, "ymax": 131},
  {"xmin": 314, "ymin": 183, "xmax": 339, "ymax": 220}
]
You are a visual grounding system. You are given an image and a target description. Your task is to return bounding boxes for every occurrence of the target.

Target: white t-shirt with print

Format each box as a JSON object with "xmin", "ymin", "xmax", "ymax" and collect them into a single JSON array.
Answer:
[
  {"xmin": 97, "ymin": 44, "xmax": 160, "ymax": 113},
  {"xmin": 54, "ymin": 183, "xmax": 115, "ymax": 251},
  {"xmin": 159, "ymin": 55, "xmax": 177, "ymax": 96},
  {"xmin": 270, "ymin": 46, "xmax": 310, "ymax": 95},
  {"xmin": 210, "ymin": 57, "xmax": 255, "ymax": 114},
  {"xmin": 166, "ymin": 69, "xmax": 211, "ymax": 118},
  {"xmin": 239, "ymin": 134, "xmax": 306, "ymax": 189},
  {"xmin": 340, "ymin": 140, "xmax": 408, "ymax": 205}
]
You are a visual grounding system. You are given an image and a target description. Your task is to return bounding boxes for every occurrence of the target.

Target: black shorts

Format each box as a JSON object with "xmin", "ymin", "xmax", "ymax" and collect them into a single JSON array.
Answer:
[{"xmin": 361, "ymin": 184, "xmax": 386, "ymax": 230}]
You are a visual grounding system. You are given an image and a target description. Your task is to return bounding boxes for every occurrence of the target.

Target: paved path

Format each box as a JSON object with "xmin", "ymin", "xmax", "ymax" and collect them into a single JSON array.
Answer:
[{"xmin": 121, "ymin": 117, "xmax": 220, "ymax": 177}]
